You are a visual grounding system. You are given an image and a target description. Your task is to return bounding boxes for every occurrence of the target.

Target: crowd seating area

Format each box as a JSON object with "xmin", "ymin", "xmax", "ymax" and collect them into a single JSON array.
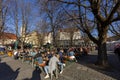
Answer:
[{"xmin": 7, "ymin": 46, "xmax": 90, "ymax": 79}]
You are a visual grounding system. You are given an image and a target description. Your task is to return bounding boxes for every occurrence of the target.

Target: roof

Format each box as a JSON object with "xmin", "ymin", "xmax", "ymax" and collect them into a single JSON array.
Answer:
[
  {"xmin": 59, "ymin": 27, "xmax": 79, "ymax": 32},
  {"xmin": 0, "ymin": 32, "xmax": 17, "ymax": 40},
  {"xmin": 107, "ymin": 36, "xmax": 120, "ymax": 41}
]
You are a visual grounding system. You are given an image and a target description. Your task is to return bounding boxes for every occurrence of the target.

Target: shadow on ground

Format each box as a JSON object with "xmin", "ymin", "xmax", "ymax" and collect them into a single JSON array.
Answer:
[
  {"xmin": 0, "ymin": 62, "xmax": 20, "ymax": 80},
  {"xmin": 77, "ymin": 51, "xmax": 120, "ymax": 79},
  {"xmin": 23, "ymin": 67, "xmax": 42, "ymax": 80}
]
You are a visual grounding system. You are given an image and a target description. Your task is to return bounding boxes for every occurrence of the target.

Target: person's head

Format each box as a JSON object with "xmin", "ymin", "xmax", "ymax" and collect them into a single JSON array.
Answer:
[
  {"xmin": 60, "ymin": 49, "xmax": 64, "ymax": 53},
  {"xmin": 56, "ymin": 54, "xmax": 60, "ymax": 58},
  {"xmin": 47, "ymin": 51, "xmax": 50, "ymax": 54},
  {"xmin": 51, "ymin": 50, "xmax": 56, "ymax": 56},
  {"xmin": 41, "ymin": 53, "xmax": 45, "ymax": 57}
]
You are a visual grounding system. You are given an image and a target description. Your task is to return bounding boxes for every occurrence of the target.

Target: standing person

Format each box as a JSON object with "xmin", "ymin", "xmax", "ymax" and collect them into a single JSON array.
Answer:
[
  {"xmin": 49, "ymin": 51, "xmax": 59, "ymax": 80},
  {"xmin": 114, "ymin": 44, "xmax": 120, "ymax": 61}
]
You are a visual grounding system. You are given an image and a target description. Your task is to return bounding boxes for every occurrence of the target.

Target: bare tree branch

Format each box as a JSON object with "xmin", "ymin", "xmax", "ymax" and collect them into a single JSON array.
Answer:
[
  {"xmin": 54, "ymin": 0, "xmax": 89, "ymax": 8},
  {"xmin": 110, "ymin": 24, "xmax": 120, "ymax": 37},
  {"xmin": 89, "ymin": 0, "xmax": 106, "ymax": 23},
  {"xmin": 107, "ymin": 0, "xmax": 120, "ymax": 22}
]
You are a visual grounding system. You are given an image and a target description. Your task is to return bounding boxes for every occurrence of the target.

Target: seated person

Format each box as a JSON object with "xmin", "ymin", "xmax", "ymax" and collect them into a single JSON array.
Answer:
[
  {"xmin": 44, "ymin": 56, "xmax": 50, "ymax": 79},
  {"xmin": 33, "ymin": 52, "xmax": 44, "ymax": 66},
  {"xmin": 68, "ymin": 48, "xmax": 77, "ymax": 62},
  {"xmin": 57, "ymin": 49, "xmax": 66, "ymax": 74},
  {"xmin": 13, "ymin": 50, "xmax": 19, "ymax": 60}
]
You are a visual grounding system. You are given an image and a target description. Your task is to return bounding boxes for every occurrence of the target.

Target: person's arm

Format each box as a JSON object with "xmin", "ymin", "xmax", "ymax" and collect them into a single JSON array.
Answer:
[
  {"xmin": 56, "ymin": 57, "xmax": 60, "ymax": 63},
  {"xmin": 33, "ymin": 53, "xmax": 39, "ymax": 59},
  {"xmin": 49, "ymin": 58, "xmax": 52, "ymax": 66}
]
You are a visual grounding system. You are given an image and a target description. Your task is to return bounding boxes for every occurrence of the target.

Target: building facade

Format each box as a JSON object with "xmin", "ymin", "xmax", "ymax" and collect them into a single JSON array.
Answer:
[
  {"xmin": 56, "ymin": 28, "xmax": 83, "ymax": 47},
  {"xmin": 0, "ymin": 32, "xmax": 17, "ymax": 45},
  {"xmin": 20, "ymin": 31, "xmax": 40, "ymax": 47},
  {"xmin": 43, "ymin": 32, "xmax": 53, "ymax": 45},
  {"xmin": 42, "ymin": 27, "xmax": 83, "ymax": 47}
]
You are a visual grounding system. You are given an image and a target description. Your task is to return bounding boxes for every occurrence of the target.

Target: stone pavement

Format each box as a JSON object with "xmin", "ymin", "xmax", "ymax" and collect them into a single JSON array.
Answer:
[{"xmin": 0, "ymin": 51, "xmax": 119, "ymax": 80}]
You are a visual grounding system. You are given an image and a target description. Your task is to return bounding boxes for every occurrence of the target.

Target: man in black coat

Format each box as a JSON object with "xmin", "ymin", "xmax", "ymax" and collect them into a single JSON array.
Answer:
[{"xmin": 114, "ymin": 46, "xmax": 120, "ymax": 61}]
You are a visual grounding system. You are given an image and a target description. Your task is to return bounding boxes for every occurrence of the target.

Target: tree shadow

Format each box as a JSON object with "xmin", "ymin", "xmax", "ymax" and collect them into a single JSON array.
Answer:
[
  {"xmin": 0, "ymin": 62, "xmax": 20, "ymax": 80},
  {"xmin": 77, "ymin": 52, "xmax": 120, "ymax": 79},
  {"xmin": 23, "ymin": 67, "xmax": 42, "ymax": 80}
]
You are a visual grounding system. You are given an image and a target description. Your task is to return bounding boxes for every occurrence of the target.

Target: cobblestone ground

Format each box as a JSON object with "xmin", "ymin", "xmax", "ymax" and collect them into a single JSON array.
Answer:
[
  {"xmin": 58, "ymin": 63, "xmax": 116, "ymax": 80},
  {"xmin": 0, "ymin": 51, "xmax": 120, "ymax": 80}
]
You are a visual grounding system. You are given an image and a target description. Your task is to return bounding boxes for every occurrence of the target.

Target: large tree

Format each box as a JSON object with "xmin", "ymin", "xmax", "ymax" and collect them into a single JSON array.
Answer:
[
  {"xmin": 38, "ymin": 0, "xmax": 66, "ymax": 47},
  {"xmin": 19, "ymin": 0, "xmax": 34, "ymax": 48},
  {"xmin": 0, "ymin": 0, "xmax": 9, "ymax": 45},
  {"xmin": 56, "ymin": 0, "xmax": 120, "ymax": 66},
  {"xmin": 36, "ymin": 20, "xmax": 49, "ymax": 46},
  {"xmin": 9, "ymin": 0, "xmax": 34, "ymax": 48},
  {"xmin": 10, "ymin": 0, "xmax": 20, "ymax": 41}
]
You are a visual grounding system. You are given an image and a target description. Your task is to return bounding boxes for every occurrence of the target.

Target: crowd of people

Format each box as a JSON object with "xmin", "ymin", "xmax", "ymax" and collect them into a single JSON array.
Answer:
[
  {"xmin": 4, "ymin": 42, "xmax": 119, "ymax": 79},
  {"xmin": 12, "ymin": 46, "xmax": 90, "ymax": 79}
]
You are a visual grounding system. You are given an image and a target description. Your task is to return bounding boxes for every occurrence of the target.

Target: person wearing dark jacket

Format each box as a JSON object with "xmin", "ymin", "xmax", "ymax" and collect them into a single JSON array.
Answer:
[
  {"xmin": 114, "ymin": 46, "xmax": 120, "ymax": 61},
  {"xmin": 33, "ymin": 51, "xmax": 43, "ymax": 64}
]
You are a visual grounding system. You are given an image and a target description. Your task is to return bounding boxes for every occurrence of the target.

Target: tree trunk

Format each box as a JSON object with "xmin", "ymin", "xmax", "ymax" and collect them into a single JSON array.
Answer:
[
  {"xmin": 95, "ymin": 25, "xmax": 109, "ymax": 67},
  {"xmin": 96, "ymin": 42, "xmax": 109, "ymax": 67},
  {"xmin": 52, "ymin": 32, "xmax": 56, "ymax": 47}
]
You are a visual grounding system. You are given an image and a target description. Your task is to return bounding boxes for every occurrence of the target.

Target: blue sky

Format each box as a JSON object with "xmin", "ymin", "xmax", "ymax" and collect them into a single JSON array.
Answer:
[
  {"xmin": 6, "ymin": 0, "xmax": 40, "ymax": 35},
  {"xmin": 5, "ymin": 0, "xmax": 115, "ymax": 37}
]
